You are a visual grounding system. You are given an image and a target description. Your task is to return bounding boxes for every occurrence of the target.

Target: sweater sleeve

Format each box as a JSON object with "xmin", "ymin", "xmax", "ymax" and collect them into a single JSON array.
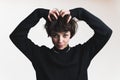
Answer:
[
  {"xmin": 9, "ymin": 8, "xmax": 49, "ymax": 61},
  {"xmin": 70, "ymin": 8, "xmax": 112, "ymax": 61}
]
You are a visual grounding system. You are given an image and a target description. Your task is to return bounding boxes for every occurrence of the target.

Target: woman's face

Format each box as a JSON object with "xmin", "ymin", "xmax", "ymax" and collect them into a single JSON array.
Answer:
[{"xmin": 51, "ymin": 31, "xmax": 71, "ymax": 50}]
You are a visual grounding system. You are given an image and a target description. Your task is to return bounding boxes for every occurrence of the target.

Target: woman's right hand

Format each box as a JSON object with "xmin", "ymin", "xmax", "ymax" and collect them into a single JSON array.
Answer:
[{"xmin": 48, "ymin": 8, "xmax": 59, "ymax": 22}]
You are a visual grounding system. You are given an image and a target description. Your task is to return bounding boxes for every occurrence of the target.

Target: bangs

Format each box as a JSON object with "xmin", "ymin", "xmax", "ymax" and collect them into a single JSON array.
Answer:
[{"xmin": 49, "ymin": 20, "xmax": 72, "ymax": 33}]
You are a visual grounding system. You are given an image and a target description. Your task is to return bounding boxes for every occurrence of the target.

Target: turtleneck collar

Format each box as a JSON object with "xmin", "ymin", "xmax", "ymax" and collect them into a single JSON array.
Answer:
[{"xmin": 52, "ymin": 45, "xmax": 70, "ymax": 54}]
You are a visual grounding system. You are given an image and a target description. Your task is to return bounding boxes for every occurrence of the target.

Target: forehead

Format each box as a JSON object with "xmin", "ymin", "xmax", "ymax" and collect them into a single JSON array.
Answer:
[{"xmin": 51, "ymin": 31, "xmax": 70, "ymax": 35}]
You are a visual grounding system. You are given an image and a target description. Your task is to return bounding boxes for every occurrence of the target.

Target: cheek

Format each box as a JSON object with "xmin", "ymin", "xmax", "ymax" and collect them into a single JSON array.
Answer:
[
  {"xmin": 66, "ymin": 38, "xmax": 70, "ymax": 42},
  {"xmin": 52, "ymin": 38, "xmax": 58, "ymax": 44},
  {"xmin": 64, "ymin": 37, "xmax": 70, "ymax": 43}
]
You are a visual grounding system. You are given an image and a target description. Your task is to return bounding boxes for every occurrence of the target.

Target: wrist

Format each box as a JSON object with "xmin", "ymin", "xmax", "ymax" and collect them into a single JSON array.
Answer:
[
  {"xmin": 70, "ymin": 8, "xmax": 83, "ymax": 20},
  {"xmin": 37, "ymin": 8, "xmax": 49, "ymax": 20}
]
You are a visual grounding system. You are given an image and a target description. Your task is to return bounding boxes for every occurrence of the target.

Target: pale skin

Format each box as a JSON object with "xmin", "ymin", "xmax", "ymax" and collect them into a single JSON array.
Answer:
[
  {"xmin": 51, "ymin": 31, "xmax": 71, "ymax": 50},
  {"xmin": 48, "ymin": 9, "xmax": 72, "ymax": 50}
]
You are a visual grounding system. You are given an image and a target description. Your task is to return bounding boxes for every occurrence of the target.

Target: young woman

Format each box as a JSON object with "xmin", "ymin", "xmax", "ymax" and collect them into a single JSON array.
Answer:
[{"xmin": 10, "ymin": 7, "xmax": 112, "ymax": 80}]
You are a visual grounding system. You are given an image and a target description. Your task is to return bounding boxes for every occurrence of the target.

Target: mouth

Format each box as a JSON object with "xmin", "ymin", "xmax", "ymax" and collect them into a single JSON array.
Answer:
[
  {"xmin": 56, "ymin": 44, "xmax": 66, "ymax": 49},
  {"xmin": 57, "ymin": 44, "xmax": 63, "ymax": 48}
]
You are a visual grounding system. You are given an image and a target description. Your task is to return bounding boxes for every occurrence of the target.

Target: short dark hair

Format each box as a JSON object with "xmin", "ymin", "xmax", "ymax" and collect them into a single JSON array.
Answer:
[{"xmin": 44, "ymin": 15, "xmax": 78, "ymax": 38}]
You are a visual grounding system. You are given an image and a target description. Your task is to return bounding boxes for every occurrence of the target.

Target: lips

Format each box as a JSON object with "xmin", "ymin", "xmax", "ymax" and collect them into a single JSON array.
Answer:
[
  {"xmin": 57, "ymin": 44, "xmax": 64, "ymax": 48},
  {"xmin": 57, "ymin": 44, "xmax": 63, "ymax": 47}
]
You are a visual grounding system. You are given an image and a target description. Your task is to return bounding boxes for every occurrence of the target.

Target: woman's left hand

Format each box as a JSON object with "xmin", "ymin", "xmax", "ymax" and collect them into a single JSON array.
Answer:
[{"xmin": 59, "ymin": 9, "xmax": 71, "ymax": 23}]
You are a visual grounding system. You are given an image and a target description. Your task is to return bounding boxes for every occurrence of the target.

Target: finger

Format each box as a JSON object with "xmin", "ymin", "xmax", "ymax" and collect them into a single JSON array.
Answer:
[
  {"xmin": 55, "ymin": 11, "xmax": 59, "ymax": 17},
  {"xmin": 67, "ymin": 15, "xmax": 71, "ymax": 23},
  {"xmin": 48, "ymin": 9, "xmax": 58, "ymax": 21},
  {"xmin": 51, "ymin": 9, "xmax": 59, "ymax": 20},
  {"xmin": 59, "ymin": 10, "xmax": 65, "ymax": 17},
  {"xmin": 60, "ymin": 10, "xmax": 70, "ymax": 17},
  {"xmin": 48, "ymin": 15, "xmax": 52, "ymax": 22},
  {"xmin": 54, "ymin": 8, "xmax": 59, "ymax": 16},
  {"xmin": 52, "ymin": 13, "xmax": 58, "ymax": 20},
  {"xmin": 62, "ymin": 13, "xmax": 66, "ymax": 17},
  {"xmin": 51, "ymin": 8, "xmax": 59, "ymax": 17},
  {"xmin": 48, "ymin": 10, "xmax": 53, "ymax": 21}
]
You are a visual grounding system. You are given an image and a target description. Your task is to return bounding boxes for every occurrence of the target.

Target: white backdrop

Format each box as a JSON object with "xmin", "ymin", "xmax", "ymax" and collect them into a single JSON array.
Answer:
[{"xmin": 0, "ymin": 0, "xmax": 120, "ymax": 80}]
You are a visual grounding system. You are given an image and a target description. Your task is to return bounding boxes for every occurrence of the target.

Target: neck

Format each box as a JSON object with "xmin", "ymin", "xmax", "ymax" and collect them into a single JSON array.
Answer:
[{"xmin": 53, "ymin": 45, "xmax": 70, "ymax": 54}]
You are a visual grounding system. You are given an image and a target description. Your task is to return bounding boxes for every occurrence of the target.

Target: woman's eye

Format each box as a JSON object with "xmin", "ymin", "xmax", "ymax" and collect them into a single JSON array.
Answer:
[
  {"xmin": 63, "ymin": 34, "xmax": 68, "ymax": 37},
  {"xmin": 51, "ymin": 34, "xmax": 58, "ymax": 38}
]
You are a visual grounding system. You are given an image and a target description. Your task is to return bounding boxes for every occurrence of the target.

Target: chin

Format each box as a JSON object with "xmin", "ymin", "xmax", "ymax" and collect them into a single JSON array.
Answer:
[
  {"xmin": 57, "ymin": 46, "xmax": 66, "ymax": 50},
  {"xmin": 58, "ymin": 47, "xmax": 64, "ymax": 50}
]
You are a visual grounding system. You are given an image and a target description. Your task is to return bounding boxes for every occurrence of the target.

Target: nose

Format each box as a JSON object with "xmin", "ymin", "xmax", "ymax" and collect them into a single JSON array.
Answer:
[{"xmin": 58, "ymin": 36, "xmax": 63, "ymax": 43}]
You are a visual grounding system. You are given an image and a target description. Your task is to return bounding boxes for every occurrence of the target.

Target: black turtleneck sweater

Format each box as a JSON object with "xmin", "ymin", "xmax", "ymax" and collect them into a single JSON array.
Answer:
[{"xmin": 9, "ymin": 8, "xmax": 112, "ymax": 80}]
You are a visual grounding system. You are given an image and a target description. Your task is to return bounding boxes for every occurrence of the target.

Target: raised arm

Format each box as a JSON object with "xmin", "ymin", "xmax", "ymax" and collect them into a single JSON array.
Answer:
[
  {"xmin": 9, "ymin": 8, "xmax": 49, "ymax": 61},
  {"xmin": 70, "ymin": 8, "xmax": 112, "ymax": 61}
]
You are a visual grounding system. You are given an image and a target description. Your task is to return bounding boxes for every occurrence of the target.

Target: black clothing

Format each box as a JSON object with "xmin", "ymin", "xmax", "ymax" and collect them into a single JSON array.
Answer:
[{"xmin": 10, "ymin": 8, "xmax": 112, "ymax": 80}]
